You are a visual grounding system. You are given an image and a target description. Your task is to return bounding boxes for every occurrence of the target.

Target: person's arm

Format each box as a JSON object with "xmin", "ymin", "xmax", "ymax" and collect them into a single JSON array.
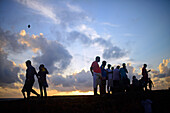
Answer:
[
  {"xmin": 45, "ymin": 68, "xmax": 49, "ymax": 74},
  {"xmin": 126, "ymin": 68, "xmax": 128, "ymax": 73},
  {"xmin": 34, "ymin": 68, "xmax": 39, "ymax": 79},
  {"xmin": 90, "ymin": 66, "xmax": 93, "ymax": 76},
  {"xmin": 148, "ymin": 69, "xmax": 151, "ymax": 72}
]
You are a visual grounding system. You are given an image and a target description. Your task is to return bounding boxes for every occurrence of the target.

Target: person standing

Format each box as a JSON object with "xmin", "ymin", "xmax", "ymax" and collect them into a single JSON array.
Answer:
[
  {"xmin": 106, "ymin": 64, "xmax": 113, "ymax": 94},
  {"xmin": 100, "ymin": 61, "xmax": 107, "ymax": 95},
  {"xmin": 142, "ymin": 64, "xmax": 151, "ymax": 91},
  {"xmin": 21, "ymin": 60, "xmax": 40, "ymax": 99},
  {"xmin": 37, "ymin": 64, "xmax": 49, "ymax": 98},
  {"xmin": 113, "ymin": 66, "xmax": 120, "ymax": 93},
  {"xmin": 119, "ymin": 63, "xmax": 128, "ymax": 92},
  {"xmin": 90, "ymin": 56, "xmax": 101, "ymax": 95}
]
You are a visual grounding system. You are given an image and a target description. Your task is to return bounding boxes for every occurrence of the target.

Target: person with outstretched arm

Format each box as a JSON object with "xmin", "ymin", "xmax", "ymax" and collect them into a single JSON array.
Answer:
[{"xmin": 142, "ymin": 64, "xmax": 151, "ymax": 91}]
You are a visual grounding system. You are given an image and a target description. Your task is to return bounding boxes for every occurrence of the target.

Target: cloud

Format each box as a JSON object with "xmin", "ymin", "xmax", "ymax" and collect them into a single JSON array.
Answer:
[
  {"xmin": 67, "ymin": 31, "xmax": 92, "ymax": 45},
  {"xmin": 158, "ymin": 59, "xmax": 169, "ymax": 74},
  {"xmin": 18, "ymin": 30, "xmax": 72, "ymax": 73},
  {"xmin": 66, "ymin": 3, "xmax": 83, "ymax": 13},
  {"xmin": 0, "ymin": 49, "xmax": 20, "ymax": 86},
  {"xmin": 16, "ymin": 0, "xmax": 60, "ymax": 24},
  {"xmin": 123, "ymin": 33, "xmax": 134, "ymax": 37},
  {"xmin": 152, "ymin": 59, "xmax": 170, "ymax": 89},
  {"xmin": 0, "ymin": 28, "xmax": 27, "ymax": 53},
  {"xmin": 0, "ymin": 27, "xmax": 73, "ymax": 88},
  {"xmin": 102, "ymin": 22, "xmax": 120, "ymax": 27},
  {"xmin": 49, "ymin": 70, "xmax": 92, "ymax": 92},
  {"xmin": 67, "ymin": 29, "xmax": 127, "ymax": 59},
  {"xmin": 102, "ymin": 46, "xmax": 127, "ymax": 59}
]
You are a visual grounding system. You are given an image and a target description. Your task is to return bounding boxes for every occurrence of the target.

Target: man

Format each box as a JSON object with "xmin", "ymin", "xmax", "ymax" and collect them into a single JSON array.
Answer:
[
  {"xmin": 142, "ymin": 64, "xmax": 151, "ymax": 91},
  {"xmin": 21, "ymin": 60, "xmax": 40, "ymax": 99},
  {"xmin": 90, "ymin": 56, "xmax": 101, "ymax": 95},
  {"xmin": 100, "ymin": 61, "xmax": 107, "ymax": 95},
  {"xmin": 113, "ymin": 65, "xmax": 120, "ymax": 92},
  {"xmin": 106, "ymin": 64, "xmax": 113, "ymax": 94},
  {"xmin": 119, "ymin": 63, "xmax": 129, "ymax": 92}
]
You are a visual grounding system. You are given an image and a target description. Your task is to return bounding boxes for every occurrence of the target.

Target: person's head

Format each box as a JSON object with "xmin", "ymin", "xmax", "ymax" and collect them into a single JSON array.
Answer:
[
  {"xmin": 107, "ymin": 64, "xmax": 111, "ymax": 69},
  {"xmin": 102, "ymin": 61, "xmax": 107, "ymax": 67},
  {"xmin": 25, "ymin": 60, "xmax": 31, "ymax": 67},
  {"xmin": 122, "ymin": 63, "xmax": 126, "ymax": 68},
  {"xmin": 133, "ymin": 76, "xmax": 136, "ymax": 80},
  {"xmin": 144, "ymin": 64, "xmax": 147, "ymax": 68},
  {"xmin": 39, "ymin": 64, "xmax": 44, "ymax": 70},
  {"xmin": 95, "ymin": 56, "xmax": 100, "ymax": 62},
  {"xmin": 116, "ymin": 65, "xmax": 120, "ymax": 69},
  {"xmin": 111, "ymin": 67, "xmax": 114, "ymax": 70}
]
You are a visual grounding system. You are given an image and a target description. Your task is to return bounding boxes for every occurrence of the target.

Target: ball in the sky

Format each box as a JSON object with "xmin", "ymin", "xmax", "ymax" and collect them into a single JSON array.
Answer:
[{"xmin": 28, "ymin": 24, "xmax": 31, "ymax": 28}]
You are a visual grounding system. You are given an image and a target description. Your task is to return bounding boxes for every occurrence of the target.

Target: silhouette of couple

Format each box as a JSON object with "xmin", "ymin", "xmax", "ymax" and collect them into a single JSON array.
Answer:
[{"xmin": 21, "ymin": 60, "xmax": 49, "ymax": 99}]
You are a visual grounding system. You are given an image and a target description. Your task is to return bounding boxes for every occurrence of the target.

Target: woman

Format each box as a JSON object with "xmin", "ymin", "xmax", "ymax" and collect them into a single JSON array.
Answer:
[{"xmin": 38, "ymin": 64, "xmax": 49, "ymax": 98}]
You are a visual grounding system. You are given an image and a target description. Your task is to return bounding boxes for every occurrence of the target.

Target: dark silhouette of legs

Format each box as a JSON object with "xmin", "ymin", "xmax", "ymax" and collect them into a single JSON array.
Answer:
[
  {"xmin": 39, "ymin": 83, "xmax": 43, "ymax": 97},
  {"xmin": 31, "ymin": 89, "xmax": 40, "ymax": 97},
  {"xmin": 44, "ymin": 87, "xmax": 47, "ymax": 97}
]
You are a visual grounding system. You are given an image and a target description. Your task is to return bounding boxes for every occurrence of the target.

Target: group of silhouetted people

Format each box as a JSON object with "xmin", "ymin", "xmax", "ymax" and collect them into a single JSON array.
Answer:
[
  {"xmin": 90, "ymin": 56, "xmax": 154, "ymax": 96},
  {"xmin": 21, "ymin": 60, "xmax": 49, "ymax": 99}
]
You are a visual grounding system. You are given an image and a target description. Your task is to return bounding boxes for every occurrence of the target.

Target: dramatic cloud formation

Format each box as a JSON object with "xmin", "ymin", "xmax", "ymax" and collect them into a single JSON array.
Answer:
[
  {"xmin": 0, "ymin": 28, "xmax": 72, "ymax": 87},
  {"xmin": 18, "ymin": 30, "xmax": 72, "ymax": 73},
  {"xmin": 152, "ymin": 59, "xmax": 170, "ymax": 89},
  {"xmin": 0, "ymin": 49, "xmax": 20, "ymax": 86},
  {"xmin": 0, "ymin": 28, "xmax": 27, "ymax": 53},
  {"xmin": 50, "ymin": 70, "xmax": 92, "ymax": 92}
]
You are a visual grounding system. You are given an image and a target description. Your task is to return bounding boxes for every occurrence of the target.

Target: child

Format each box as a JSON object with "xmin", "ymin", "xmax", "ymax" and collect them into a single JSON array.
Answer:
[{"xmin": 148, "ymin": 78, "xmax": 154, "ymax": 91}]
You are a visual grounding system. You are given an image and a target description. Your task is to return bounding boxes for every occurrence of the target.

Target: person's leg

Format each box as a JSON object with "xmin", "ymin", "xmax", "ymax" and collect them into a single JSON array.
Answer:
[
  {"xmin": 93, "ymin": 74, "xmax": 97, "ymax": 95},
  {"xmin": 27, "ymin": 91, "xmax": 30, "ymax": 99},
  {"xmin": 39, "ymin": 83, "xmax": 43, "ymax": 97},
  {"xmin": 31, "ymin": 89, "xmax": 40, "ymax": 97},
  {"xmin": 21, "ymin": 89, "xmax": 26, "ymax": 99},
  {"xmin": 44, "ymin": 87, "xmax": 47, "ymax": 98}
]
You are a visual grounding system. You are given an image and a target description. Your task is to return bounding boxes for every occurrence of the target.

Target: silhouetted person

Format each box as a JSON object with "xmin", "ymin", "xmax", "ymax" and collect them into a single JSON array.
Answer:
[
  {"xmin": 148, "ymin": 78, "xmax": 154, "ymax": 91},
  {"xmin": 120, "ymin": 63, "xmax": 128, "ymax": 92},
  {"xmin": 141, "ymin": 94, "xmax": 153, "ymax": 113},
  {"xmin": 142, "ymin": 64, "xmax": 151, "ymax": 91},
  {"xmin": 37, "ymin": 64, "xmax": 49, "ymax": 98},
  {"xmin": 90, "ymin": 56, "xmax": 101, "ymax": 95},
  {"xmin": 106, "ymin": 64, "xmax": 113, "ymax": 94},
  {"xmin": 132, "ymin": 76, "xmax": 139, "ymax": 91},
  {"xmin": 113, "ymin": 66, "xmax": 120, "ymax": 93},
  {"xmin": 21, "ymin": 60, "xmax": 40, "ymax": 99},
  {"xmin": 100, "ymin": 61, "xmax": 107, "ymax": 95}
]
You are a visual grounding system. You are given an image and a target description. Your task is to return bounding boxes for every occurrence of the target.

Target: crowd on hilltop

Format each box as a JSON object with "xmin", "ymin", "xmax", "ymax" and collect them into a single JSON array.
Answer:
[{"xmin": 90, "ymin": 56, "xmax": 154, "ymax": 95}]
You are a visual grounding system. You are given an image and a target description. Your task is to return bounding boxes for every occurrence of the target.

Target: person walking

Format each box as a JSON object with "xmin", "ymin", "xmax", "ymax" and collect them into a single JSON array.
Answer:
[{"xmin": 21, "ymin": 60, "xmax": 40, "ymax": 99}]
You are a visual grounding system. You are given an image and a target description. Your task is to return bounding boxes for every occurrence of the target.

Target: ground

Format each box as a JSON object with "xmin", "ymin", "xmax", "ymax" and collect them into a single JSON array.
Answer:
[{"xmin": 0, "ymin": 90, "xmax": 170, "ymax": 113}]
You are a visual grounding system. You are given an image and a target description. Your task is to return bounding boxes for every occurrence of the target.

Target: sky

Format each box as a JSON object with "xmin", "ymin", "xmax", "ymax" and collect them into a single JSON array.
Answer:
[{"xmin": 0, "ymin": 0, "xmax": 170, "ymax": 98}]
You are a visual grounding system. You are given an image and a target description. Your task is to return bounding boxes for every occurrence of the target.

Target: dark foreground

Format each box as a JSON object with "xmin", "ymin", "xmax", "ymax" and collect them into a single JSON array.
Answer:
[{"xmin": 0, "ymin": 90, "xmax": 170, "ymax": 113}]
